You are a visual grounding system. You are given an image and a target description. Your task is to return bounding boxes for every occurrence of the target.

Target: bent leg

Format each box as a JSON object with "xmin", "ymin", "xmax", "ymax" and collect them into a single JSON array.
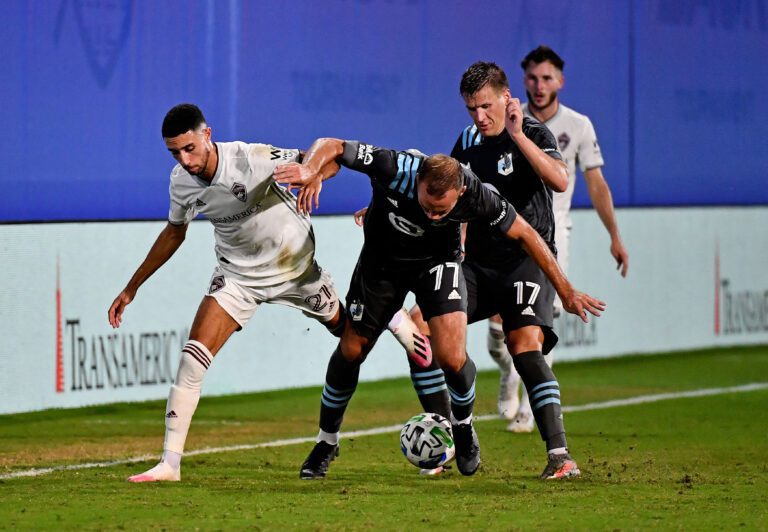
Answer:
[{"xmin": 130, "ymin": 296, "xmax": 239, "ymax": 482}]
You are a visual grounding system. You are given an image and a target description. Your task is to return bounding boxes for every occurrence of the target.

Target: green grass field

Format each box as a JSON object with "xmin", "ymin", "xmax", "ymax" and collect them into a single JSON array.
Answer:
[{"xmin": 2, "ymin": 346, "xmax": 767, "ymax": 530}]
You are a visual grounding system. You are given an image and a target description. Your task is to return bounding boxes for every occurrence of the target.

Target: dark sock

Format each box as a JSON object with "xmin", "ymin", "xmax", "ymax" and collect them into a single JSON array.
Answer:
[
  {"xmin": 408, "ymin": 353, "xmax": 451, "ymax": 419},
  {"xmin": 319, "ymin": 346, "xmax": 361, "ymax": 433},
  {"xmin": 444, "ymin": 355, "xmax": 477, "ymax": 422},
  {"xmin": 512, "ymin": 350, "xmax": 567, "ymax": 450}
]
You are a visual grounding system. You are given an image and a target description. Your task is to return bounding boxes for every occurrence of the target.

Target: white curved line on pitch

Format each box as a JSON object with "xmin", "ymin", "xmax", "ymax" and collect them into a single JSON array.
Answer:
[{"xmin": 2, "ymin": 382, "xmax": 766, "ymax": 480}]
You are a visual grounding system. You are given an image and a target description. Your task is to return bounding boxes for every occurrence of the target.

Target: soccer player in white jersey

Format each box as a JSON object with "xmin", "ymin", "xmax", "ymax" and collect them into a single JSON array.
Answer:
[
  {"xmin": 108, "ymin": 103, "xmax": 427, "ymax": 482},
  {"xmin": 492, "ymin": 46, "xmax": 630, "ymax": 432}
]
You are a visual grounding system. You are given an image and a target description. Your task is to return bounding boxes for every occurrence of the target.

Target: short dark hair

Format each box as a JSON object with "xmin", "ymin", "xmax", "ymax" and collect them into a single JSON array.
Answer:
[
  {"xmin": 419, "ymin": 154, "xmax": 464, "ymax": 196},
  {"xmin": 521, "ymin": 45, "xmax": 565, "ymax": 71},
  {"xmin": 162, "ymin": 103, "xmax": 206, "ymax": 138},
  {"xmin": 459, "ymin": 61, "xmax": 509, "ymax": 96}
]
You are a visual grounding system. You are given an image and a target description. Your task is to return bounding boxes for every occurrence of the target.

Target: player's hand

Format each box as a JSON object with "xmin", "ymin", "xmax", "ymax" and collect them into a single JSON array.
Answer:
[
  {"xmin": 561, "ymin": 290, "xmax": 606, "ymax": 323},
  {"xmin": 353, "ymin": 207, "xmax": 368, "ymax": 227},
  {"xmin": 296, "ymin": 179, "xmax": 322, "ymax": 215},
  {"xmin": 611, "ymin": 239, "xmax": 629, "ymax": 277},
  {"xmin": 108, "ymin": 288, "xmax": 136, "ymax": 329},
  {"xmin": 505, "ymin": 97, "xmax": 524, "ymax": 137},
  {"xmin": 274, "ymin": 162, "xmax": 320, "ymax": 188}
]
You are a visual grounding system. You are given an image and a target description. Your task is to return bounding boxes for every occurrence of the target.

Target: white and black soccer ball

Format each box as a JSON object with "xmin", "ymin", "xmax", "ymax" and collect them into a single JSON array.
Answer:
[{"xmin": 399, "ymin": 412, "xmax": 455, "ymax": 469}]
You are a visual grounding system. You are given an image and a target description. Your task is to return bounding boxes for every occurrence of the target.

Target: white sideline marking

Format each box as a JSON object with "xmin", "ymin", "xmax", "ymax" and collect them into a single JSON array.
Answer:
[{"xmin": 2, "ymin": 382, "xmax": 766, "ymax": 480}]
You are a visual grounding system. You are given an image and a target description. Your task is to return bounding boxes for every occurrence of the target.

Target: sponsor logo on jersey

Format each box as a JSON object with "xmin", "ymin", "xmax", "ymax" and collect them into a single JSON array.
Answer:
[
  {"xmin": 357, "ymin": 143, "xmax": 374, "ymax": 165},
  {"xmin": 208, "ymin": 275, "xmax": 225, "ymax": 294},
  {"xmin": 387, "ymin": 197, "xmax": 399, "ymax": 208},
  {"xmin": 208, "ymin": 205, "xmax": 260, "ymax": 224},
  {"xmin": 231, "ymin": 183, "xmax": 247, "ymax": 202},
  {"xmin": 448, "ymin": 289, "xmax": 462, "ymax": 300},
  {"xmin": 388, "ymin": 212, "xmax": 425, "ymax": 237},
  {"xmin": 489, "ymin": 201, "xmax": 509, "ymax": 227},
  {"xmin": 521, "ymin": 306, "xmax": 536, "ymax": 316},
  {"xmin": 349, "ymin": 300, "xmax": 365, "ymax": 321},
  {"xmin": 497, "ymin": 152, "xmax": 514, "ymax": 176},
  {"xmin": 558, "ymin": 132, "xmax": 571, "ymax": 151},
  {"xmin": 270, "ymin": 148, "xmax": 297, "ymax": 161},
  {"xmin": 195, "ymin": 198, "xmax": 206, "ymax": 207}
]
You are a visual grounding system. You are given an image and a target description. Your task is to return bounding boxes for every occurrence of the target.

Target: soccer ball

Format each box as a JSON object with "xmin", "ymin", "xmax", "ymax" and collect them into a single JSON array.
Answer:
[{"xmin": 399, "ymin": 413, "xmax": 455, "ymax": 469}]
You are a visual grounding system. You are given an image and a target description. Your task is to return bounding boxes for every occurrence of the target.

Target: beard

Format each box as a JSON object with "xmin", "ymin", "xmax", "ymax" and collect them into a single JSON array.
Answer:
[{"xmin": 526, "ymin": 90, "xmax": 557, "ymax": 113}]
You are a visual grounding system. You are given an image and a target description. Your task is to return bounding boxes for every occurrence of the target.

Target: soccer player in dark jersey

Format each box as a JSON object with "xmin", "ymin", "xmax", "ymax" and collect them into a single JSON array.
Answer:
[
  {"xmin": 274, "ymin": 139, "xmax": 604, "ymax": 479},
  {"xmin": 454, "ymin": 60, "xmax": 581, "ymax": 479}
]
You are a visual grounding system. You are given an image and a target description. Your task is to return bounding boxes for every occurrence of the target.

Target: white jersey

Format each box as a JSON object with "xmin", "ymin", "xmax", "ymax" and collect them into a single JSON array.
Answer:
[
  {"xmin": 168, "ymin": 141, "xmax": 315, "ymax": 287},
  {"xmin": 522, "ymin": 102, "xmax": 604, "ymax": 230}
]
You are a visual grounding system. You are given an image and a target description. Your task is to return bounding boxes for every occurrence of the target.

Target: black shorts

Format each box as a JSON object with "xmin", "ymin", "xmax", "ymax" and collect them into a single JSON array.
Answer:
[
  {"xmin": 464, "ymin": 256, "xmax": 558, "ymax": 355},
  {"xmin": 345, "ymin": 255, "xmax": 467, "ymax": 340}
]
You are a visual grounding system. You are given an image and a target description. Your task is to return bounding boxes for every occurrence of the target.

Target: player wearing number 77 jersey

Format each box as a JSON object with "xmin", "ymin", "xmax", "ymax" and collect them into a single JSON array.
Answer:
[{"xmin": 273, "ymin": 138, "xmax": 605, "ymax": 479}]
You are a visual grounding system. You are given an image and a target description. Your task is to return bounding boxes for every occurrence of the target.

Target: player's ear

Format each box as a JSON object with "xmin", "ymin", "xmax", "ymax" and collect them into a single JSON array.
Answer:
[{"xmin": 459, "ymin": 185, "xmax": 467, "ymax": 197}]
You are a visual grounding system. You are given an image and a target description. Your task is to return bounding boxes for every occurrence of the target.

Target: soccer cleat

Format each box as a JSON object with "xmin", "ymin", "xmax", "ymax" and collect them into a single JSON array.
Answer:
[
  {"xmin": 452, "ymin": 422, "xmax": 481, "ymax": 476},
  {"xmin": 540, "ymin": 452, "xmax": 581, "ymax": 480},
  {"xmin": 128, "ymin": 461, "xmax": 180, "ymax": 483},
  {"xmin": 497, "ymin": 370, "xmax": 520, "ymax": 420},
  {"xmin": 506, "ymin": 409, "xmax": 535, "ymax": 433},
  {"xmin": 388, "ymin": 308, "xmax": 433, "ymax": 369},
  {"xmin": 299, "ymin": 441, "xmax": 339, "ymax": 479}
]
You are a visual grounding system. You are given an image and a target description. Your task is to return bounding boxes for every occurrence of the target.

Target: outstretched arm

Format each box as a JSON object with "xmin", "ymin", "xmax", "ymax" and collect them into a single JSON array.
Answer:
[
  {"xmin": 274, "ymin": 138, "xmax": 345, "ymax": 213},
  {"xmin": 108, "ymin": 222, "xmax": 188, "ymax": 328},
  {"xmin": 505, "ymin": 215, "xmax": 605, "ymax": 322},
  {"xmin": 584, "ymin": 167, "xmax": 629, "ymax": 277}
]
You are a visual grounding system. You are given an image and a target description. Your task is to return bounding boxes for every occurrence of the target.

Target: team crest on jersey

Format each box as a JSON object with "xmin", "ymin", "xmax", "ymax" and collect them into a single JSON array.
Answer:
[
  {"xmin": 208, "ymin": 275, "xmax": 225, "ymax": 294},
  {"xmin": 388, "ymin": 212, "xmax": 425, "ymax": 237},
  {"xmin": 231, "ymin": 183, "xmax": 247, "ymax": 202},
  {"xmin": 357, "ymin": 143, "xmax": 374, "ymax": 165},
  {"xmin": 497, "ymin": 153, "xmax": 514, "ymax": 176},
  {"xmin": 558, "ymin": 133, "xmax": 571, "ymax": 151},
  {"xmin": 349, "ymin": 300, "xmax": 365, "ymax": 321}
]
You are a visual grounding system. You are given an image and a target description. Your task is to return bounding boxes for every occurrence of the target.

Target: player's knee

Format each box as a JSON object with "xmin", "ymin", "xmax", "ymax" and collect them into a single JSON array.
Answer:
[
  {"xmin": 505, "ymin": 327, "xmax": 543, "ymax": 355},
  {"xmin": 339, "ymin": 333, "xmax": 372, "ymax": 363},
  {"xmin": 436, "ymin": 350, "xmax": 466, "ymax": 373}
]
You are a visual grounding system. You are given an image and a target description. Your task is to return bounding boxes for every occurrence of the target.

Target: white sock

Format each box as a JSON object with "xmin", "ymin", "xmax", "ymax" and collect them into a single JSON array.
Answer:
[
  {"xmin": 548, "ymin": 447, "xmax": 567, "ymax": 456},
  {"xmin": 163, "ymin": 340, "xmax": 212, "ymax": 459},
  {"xmin": 162, "ymin": 450, "xmax": 182, "ymax": 469},
  {"xmin": 487, "ymin": 322, "xmax": 513, "ymax": 374},
  {"xmin": 317, "ymin": 429, "xmax": 339, "ymax": 445}
]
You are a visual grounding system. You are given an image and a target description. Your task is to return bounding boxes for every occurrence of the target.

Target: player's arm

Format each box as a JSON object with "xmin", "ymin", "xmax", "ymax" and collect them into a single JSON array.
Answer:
[
  {"xmin": 108, "ymin": 222, "xmax": 188, "ymax": 328},
  {"xmin": 583, "ymin": 167, "xmax": 629, "ymax": 277},
  {"xmin": 506, "ymin": 98, "xmax": 568, "ymax": 192},
  {"xmin": 274, "ymin": 138, "xmax": 345, "ymax": 213},
  {"xmin": 504, "ymin": 216, "xmax": 605, "ymax": 322}
]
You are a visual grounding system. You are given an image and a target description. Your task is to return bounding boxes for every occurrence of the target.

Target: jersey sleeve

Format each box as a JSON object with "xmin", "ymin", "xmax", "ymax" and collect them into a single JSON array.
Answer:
[
  {"xmin": 167, "ymin": 178, "xmax": 195, "ymax": 226},
  {"xmin": 576, "ymin": 117, "xmax": 605, "ymax": 171},
  {"xmin": 525, "ymin": 119, "xmax": 563, "ymax": 162},
  {"xmin": 340, "ymin": 140, "xmax": 399, "ymax": 184},
  {"xmin": 464, "ymin": 167, "xmax": 517, "ymax": 233}
]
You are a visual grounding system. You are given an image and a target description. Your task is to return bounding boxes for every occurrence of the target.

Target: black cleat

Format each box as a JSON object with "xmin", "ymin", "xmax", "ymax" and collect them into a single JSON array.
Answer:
[
  {"xmin": 299, "ymin": 441, "xmax": 340, "ymax": 479},
  {"xmin": 452, "ymin": 422, "xmax": 481, "ymax": 476}
]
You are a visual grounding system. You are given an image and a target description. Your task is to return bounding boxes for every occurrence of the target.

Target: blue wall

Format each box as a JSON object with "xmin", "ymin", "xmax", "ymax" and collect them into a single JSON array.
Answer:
[{"xmin": 2, "ymin": 0, "xmax": 767, "ymax": 222}]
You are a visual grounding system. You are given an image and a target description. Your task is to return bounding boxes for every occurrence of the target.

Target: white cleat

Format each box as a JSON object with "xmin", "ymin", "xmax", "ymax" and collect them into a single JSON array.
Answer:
[
  {"xmin": 497, "ymin": 371, "xmax": 520, "ymax": 420},
  {"xmin": 128, "ymin": 461, "xmax": 181, "ymax": 483},
  {"xmin": 506, "ymin": 410, "xmax": 535, "ymax": 433},
  {"xmin": 419, "ymin": 466, "xmax": 444, "ymax": 476}
]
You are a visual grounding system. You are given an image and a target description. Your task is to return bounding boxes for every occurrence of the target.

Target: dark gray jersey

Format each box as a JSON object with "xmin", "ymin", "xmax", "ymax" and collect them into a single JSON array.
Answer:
[
  {"xmin": 451, "ymin": 118, "xmax": 562, "ymax": 268},
  {"xmin": 340, "ymin": 141, "xmax": 517, "ymax": 269}
]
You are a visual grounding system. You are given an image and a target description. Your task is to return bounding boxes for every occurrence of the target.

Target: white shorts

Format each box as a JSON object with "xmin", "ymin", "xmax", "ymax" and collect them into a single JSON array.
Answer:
[{"xmin": 205, "ymin": 261, "xmax": 339, "ymax": 328}]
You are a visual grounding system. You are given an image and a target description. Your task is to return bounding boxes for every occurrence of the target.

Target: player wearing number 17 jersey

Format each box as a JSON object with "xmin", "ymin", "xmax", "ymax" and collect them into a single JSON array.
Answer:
[{"xmin": 273, "ymin": 138, "xmax": 604, "ymax": 479}]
